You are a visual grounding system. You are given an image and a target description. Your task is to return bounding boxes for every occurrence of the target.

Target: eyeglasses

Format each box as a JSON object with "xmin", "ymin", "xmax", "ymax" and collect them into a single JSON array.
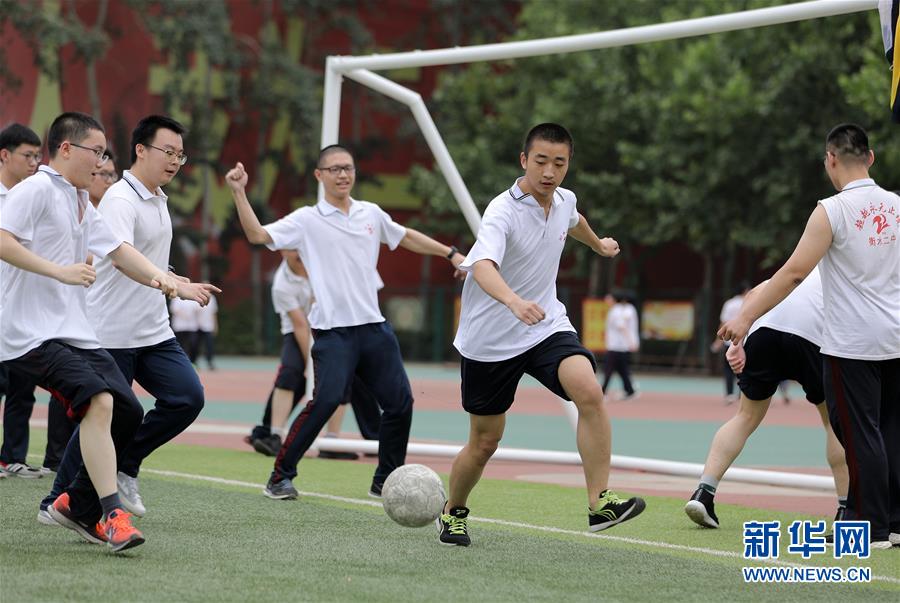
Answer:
[
  {"xmin": 94, "ymin": 170, "xmax": 118, "ymax": 183},
  {"xmin": 146, "ymin": 144, "xmax": 188, "ymax": 165},
  {"xmin": 69, "ymin": 143, "xmax": 109, "ymax": 165},
  {"xmin": 15, "ymin": 151, "xmax": 42, "ymax": 164},
  {"xmin": 317, "ymin": 164, "xmax": 355, "ymax": 175}
]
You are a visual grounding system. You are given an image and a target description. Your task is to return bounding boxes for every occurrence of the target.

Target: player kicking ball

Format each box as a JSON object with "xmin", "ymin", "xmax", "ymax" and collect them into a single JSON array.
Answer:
[{"xmin": 439, "ymin": 123, "xmax": 645, "ymax": 547}]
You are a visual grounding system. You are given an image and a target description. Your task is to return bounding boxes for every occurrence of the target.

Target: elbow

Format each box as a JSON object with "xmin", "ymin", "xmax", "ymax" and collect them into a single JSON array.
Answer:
[{"xmin": 248, "ymin": 230, "xmax": 269, "ymax": 245}]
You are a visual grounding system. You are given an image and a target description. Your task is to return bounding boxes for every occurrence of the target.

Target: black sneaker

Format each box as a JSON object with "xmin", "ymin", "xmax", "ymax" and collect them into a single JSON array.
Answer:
[
  {"xmin": 368, "ymin": 481, "xmax": 383, "ymax": 499},
  {"xmin": 318, "ymin": 450, "xmax": 360, "ymax": 461},
  {"xmin": 263, "ymin": 477, "xmax": 298, "ymax": 500},
  {"xmin": 684, "ymin": 488, "xmax": 719, "ymax": 529},
  {"xmin": 437, "ymin": 505, "xmax": 470, "ymax": 546},
  {"xmin": 253, "ymin": 434, "xmax": 282, "ymax": 457},
  {"xmin": 589, "ymin": 490, "xmax": 646, "ymax": 532},
  {"xmin": 825, "ymin": 505, "xmax": 846, "ymax": 544}
]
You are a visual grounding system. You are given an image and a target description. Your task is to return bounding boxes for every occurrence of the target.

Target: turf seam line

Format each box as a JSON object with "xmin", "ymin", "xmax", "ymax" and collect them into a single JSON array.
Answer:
[{"xmin": 140, "ymin": 468, "xmax": 900, "ymax": 585}]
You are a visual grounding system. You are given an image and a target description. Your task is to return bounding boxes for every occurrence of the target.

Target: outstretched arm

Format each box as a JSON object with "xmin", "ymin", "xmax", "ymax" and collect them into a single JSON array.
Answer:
[
  {"xmin": 398, "ymin": 228, "xmax": 465, "ymax": 269},
  {"xmin": 0, "ymin": 230, "xmax": 96, "ymax": 286},
  {"xmin": 107, "ymin": 243, "xmax": 179, "ymax": 298},
  {"xmin": 719, "ymin": 206, "xmax": 832, "ymax": 343},
  {"xmin": 472, "ymin": 259, "xmax": 545, "ymax": 325},
  {"xmin": 225, "ymin": 162, "xmax": 273, "ymax": 246},
  {"xmin": 568, "ymin": 213, "xmax": 620, "ymax": 257}
]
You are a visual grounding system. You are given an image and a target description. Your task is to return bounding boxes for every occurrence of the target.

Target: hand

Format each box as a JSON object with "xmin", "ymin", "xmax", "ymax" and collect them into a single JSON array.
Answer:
[
  {"xmin": 726, "ymin": 341, "xmax": 746, "ymax": 374},
  {"xmin": 596, "ymin": 237, "xmax": 620, "ymax": 258},
  {"xmin": 508, "ymin": 297, "xmax": 545, "ymax": 326},
  {"xmin": 57, "ymin": 263, "xmax": 96, "ymax": 287},
  {"xmin": 225, "ymin": 162, "xmax": 248, "ymax": 192},
  {"xmin": 718, "ymin": 315, "xmax": 752, "ymax": 346},
  {"xmin": 169, "ymin": 270, "xmax": 191, "ymax": 284},
  {"xmin": 177, "ymin": 281, "xmax": 222, "ymax": 306},
  {"xmin": 150, "ymin": 272, "xmax": 179, "ymax": 299},
  {"xmin": 709, "ymin": 338, "xmax": 724, "ymax": 354}
]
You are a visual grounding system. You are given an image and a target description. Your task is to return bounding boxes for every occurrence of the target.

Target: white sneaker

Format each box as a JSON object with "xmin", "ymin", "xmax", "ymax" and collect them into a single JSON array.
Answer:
[
  {"xmin": 871, "ymin": 540, "xmax": 893, "ymax": 550},
  {"xmin": 116, "ymin": 472, "xmax": 146, "ymax": 517},
  {"xmin": 37, "ymin": 507, "xmax": 58, "ymax": 526},
  {"xmin": 0, "ymin": 462, "xmax": 44, "ymax": 478},
  {"xmin": 889, "ymin": 533, "xmax": 899, "ymax": 547}
]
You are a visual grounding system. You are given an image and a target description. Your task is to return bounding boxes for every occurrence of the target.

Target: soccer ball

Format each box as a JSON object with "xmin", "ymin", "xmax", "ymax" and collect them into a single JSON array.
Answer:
[{"xmin": 381, "ymin": 464, "xmax": 446, "ymax": 528}]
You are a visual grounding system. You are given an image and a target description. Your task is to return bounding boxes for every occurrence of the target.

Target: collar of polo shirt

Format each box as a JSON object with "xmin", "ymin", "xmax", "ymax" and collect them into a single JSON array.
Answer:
[
  {"xmin": 316, "ymin": 196, "xmax": 362, "ymax": 216},
  {"xmin": 508, "ymin": 177, "xmax": 564, "ymax": 207},
  {"xmin": 122, "ymin": 170, "xmax": 165, "ymax": 200}
]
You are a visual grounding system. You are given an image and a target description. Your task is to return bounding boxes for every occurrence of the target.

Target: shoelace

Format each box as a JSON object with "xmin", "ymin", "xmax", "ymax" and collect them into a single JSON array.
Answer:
[
  {"xmin": 444, "ymin": 514, "xmax": 468, "ymax": 535},
  {"xmin": 106, "ymin": 511, "xmax": 138, "ymax": 536},
  {"xmin": 600, "ymin": 491, "xmax": 624, "ymax": 506}
]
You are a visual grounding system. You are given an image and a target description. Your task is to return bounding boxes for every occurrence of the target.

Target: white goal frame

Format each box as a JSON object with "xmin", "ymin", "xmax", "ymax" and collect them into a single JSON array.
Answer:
[{"xmin": 316, "ymin": 0, "xmax": 877, "ymax": 491}]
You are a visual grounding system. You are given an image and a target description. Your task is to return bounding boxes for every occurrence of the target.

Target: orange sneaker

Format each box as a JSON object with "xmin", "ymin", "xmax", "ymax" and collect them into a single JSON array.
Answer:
[
  {"xmin": 104, "ymin": 508, "xmax": 145, "ymax": 552},
  {"xmin": 47, "ymin": 493, "xmax": 107, "ymax": 545}
]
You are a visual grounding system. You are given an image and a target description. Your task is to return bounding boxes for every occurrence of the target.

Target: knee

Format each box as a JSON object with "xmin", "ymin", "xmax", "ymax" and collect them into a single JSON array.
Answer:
[
  {"xmin": 572, "ymin": 385, "xmax": 605, "ymax": 415},
  {"xmin": 470, "ymin": 432, "xmax": 501, "ymax": 463},
  {"xmin": 86, "ymin": 392, "xmax": 114, "ymax": 423}
]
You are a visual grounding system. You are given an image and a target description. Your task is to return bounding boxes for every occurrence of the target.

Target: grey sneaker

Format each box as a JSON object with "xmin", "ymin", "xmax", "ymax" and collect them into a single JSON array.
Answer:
[
  {"xmin": 263, "ymin": 477, "xmax": 299, "ymax": 500},
  {"xmin": 37, "ymin": 507, "xmax": 57, "ymax": 526},
  {"xmin": 117, "ymin": 472, "xmax": 146, "ymax": 517}
]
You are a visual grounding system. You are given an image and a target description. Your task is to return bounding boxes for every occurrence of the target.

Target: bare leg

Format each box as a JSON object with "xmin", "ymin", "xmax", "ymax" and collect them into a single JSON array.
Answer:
[
  {"xmin": 816, "ymin": 402, "xmax": 848, "ymax": 497},
  {"xmin": 702, "ymin": 394, "xmax": 770, "ymax": 482},
  {"xmin": 558, "ymin": 354, "xmax": 611, "ymax": 510},
  {"xmin": 79, "ymin": 392, "xmax": 117, "ymax": 497},
  {"xmin": 270, "ymin": 387, "xmax": 296, "ymax": 434},
  {"xmin": 446, "ymin": 414, "xmax": 505, "ymax": 511}
]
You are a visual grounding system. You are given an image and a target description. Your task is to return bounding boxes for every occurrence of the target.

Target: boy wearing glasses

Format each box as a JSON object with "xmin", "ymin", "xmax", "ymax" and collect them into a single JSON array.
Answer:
[
  {"xmin": 226, "ymin": 145, "xmax": 464, "ymax": 500},
  {"xmin": 88, "ymin": 148, "xmax": 118, "ymax": 207},
  {"xmin": 39, "ymin": 115, "xmax": 219, "ymax": 522},
  {"xmin": 0, "ymin": 123, "xmax": 46, "ymax": 479},
  {"xmin": 0, "ymin": 112, "xmax": 189, "ymax": 552}
]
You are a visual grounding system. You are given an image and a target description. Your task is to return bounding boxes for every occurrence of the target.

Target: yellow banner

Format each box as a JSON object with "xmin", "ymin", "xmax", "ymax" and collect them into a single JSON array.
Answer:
[
  {"xmin": 581, "ymin": 298, "xmax": 613, "ymax": 352},
  {"xmin": 641, "ymin": 301, "xmax": 694, "ymax": 341}
]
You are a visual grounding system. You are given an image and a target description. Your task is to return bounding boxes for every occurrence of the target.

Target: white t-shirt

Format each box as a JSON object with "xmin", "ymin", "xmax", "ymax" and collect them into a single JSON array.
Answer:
[
  {"xmin": 272, "ymin": 260, "xmax": 314, "ymax": 335},
  {"xmin": 818, "ymin": 178, "xmax": 900, "ymax": 360},
  {"xmin": 454, "ymin": 179, "xmax": 580, "ymax": 361},
  {"xmin": 196, "ymin": 295, "xmax": 217, "ymax": 332},
  {"xmin": 169, "ymin": 297, "xmax": 199, "ymax": 332},
  {"xmin": 263, "ymin": 198, "xmax": 406, "ymax": 330},
  {"xmin": 720, "ymin": 295, "xmax": 743, "ymax": 323},
  {"xmin": 86, "ymin": 171, "xmax": 175, "ymax": 348},
  {"xmin": 0, "ymin": 166, "xmax": 122, "ymax": 360},
  {"xmin": 749, "ymin": 266, "xmax": 824, "ymax": 347},
  {"xmin": 606, "ymin": 302, "xmax": 639, "ymax": 352},
  {"xmin": 0, "ymin": 181, "xmax": 8, "ymax": 211}
]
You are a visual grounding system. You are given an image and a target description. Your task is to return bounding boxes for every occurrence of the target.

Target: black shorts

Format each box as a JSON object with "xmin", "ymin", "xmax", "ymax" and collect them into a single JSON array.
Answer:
[
  {"xmin": 738, "ymin": 327, "xmax": 824, "ymax": 404},
  {"xmin": 274, "ymin": 333, "xmax": 306, "ymax": 394},
  {"xmin": 460, "ymin": 331, "xmax": 597, "ymax": 415},
  {"xmin": 4, "ymin": 340, "xmax": 139, "ymax": 421}
]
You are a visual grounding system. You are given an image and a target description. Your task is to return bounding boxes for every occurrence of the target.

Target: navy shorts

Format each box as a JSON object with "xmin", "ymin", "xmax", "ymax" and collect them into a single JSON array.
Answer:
[
  {"xmin": 460, "ymin": 331, "xmax": 596, "ymax": 415},
  {"xmin": 4, "ymin": 340, "xmax": 139, "ymax": 421},
  {"xmin": 738, "ymin": 327, "xmax": 824, "ymax": 404},
  {"xmin": 274, "ymin": 333, "xmax": 306, "ymax": 394}
]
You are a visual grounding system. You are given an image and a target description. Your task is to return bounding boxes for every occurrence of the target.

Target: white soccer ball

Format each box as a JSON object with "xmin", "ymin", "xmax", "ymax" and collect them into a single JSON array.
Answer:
[{"xmin": 381, "ymin": 464, "xmax": 446, "ymax": 528}]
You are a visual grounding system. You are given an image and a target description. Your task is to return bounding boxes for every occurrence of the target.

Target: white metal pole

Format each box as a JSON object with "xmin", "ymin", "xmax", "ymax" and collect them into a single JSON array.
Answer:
[
  {"xmin": 319, "ymin": 57, "xmax": 344, "ymax": 201},
  {"xmin": 343, "ymin": 68, "xmax": 482, "ymax": 235},
  {"xmin": 330, "ymin": 0, "xmax": 875, "ymax": 72},
  {"xmin": 314, "ymin": 437, "xmax": 836, "ymax": 491}
]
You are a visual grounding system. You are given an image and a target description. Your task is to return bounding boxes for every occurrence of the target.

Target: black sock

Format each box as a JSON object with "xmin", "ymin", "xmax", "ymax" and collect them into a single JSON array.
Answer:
[{"xmin": 100, "ymin": 493, "xmax": 124, "ymax": 519}]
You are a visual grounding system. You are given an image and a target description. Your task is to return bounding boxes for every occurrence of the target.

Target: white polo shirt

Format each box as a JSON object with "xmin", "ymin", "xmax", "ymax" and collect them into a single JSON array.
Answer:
[
  {"xmin": 818, "ymin": 178, "xmax": 900, "ymax": 360},
  {"xmin": 606, "ymin": 302, "xmax": 639, "ymax": 352},
  {"xmin": 272, "ymin": 260, "xmax": 314, "ymax": 335},
  {"xmin": 0, "ymin": 166, "xmax": 122, "ymax": 360},
  {"xmin": 749, "ymin": 266, "xmax": 824, "ymax": 347},
  {"xmin": 169, "ymin": 297, "xmax": 199, "ymax": 332},
  {"xmin": 86, "ymin": 171, "xmax": 175, "ymax": 348},
  {"xmin": 263, "ymin": 197, "xmax": 406, "ymax": 330},
  {"xmin": 454, "ymin": 179, "xmax": 580, "ymax": 361},
  {"xmin": 0, "ymin": 181, "xmax": 8, "ymax": 211}
]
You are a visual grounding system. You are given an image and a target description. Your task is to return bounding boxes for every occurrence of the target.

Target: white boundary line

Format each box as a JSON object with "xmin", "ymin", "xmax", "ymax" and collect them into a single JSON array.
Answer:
[{"xmin": 142, "ymin": 468, "xmax": 900, "ymax": 586}]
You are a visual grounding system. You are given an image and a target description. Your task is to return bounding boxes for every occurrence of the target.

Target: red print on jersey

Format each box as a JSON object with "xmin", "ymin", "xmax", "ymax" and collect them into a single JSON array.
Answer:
[
  {"xmin": 365, "ymin": 223, "xmax": 374, "ymax": 235},
  {"xmin": 873, "ymin": 214, "xmax": 890, "ymax": 235}
]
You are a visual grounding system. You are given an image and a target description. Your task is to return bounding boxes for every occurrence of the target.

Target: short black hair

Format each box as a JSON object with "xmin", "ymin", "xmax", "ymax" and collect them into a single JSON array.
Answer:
[
  {"xmin": 318, "ymin": 144, "xmax": 354, "ymax": 166},
  {"xmin": 523, "ymin": 123, "xmax": 574, "ymax": 158},
  {"xmin": 825, "ymin": 123, "xmax": 870, "ymax": 164},
  {"xmin": 131, "ymin": 115, "xmax": 186, "ymax": 164},
  {"xmin": 0, "ymin": 123, "xmax": 41, "ymax": 152},
  {"xmin": 47, "ymin": 112, "xmax": 104, "ymax": 159}
]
